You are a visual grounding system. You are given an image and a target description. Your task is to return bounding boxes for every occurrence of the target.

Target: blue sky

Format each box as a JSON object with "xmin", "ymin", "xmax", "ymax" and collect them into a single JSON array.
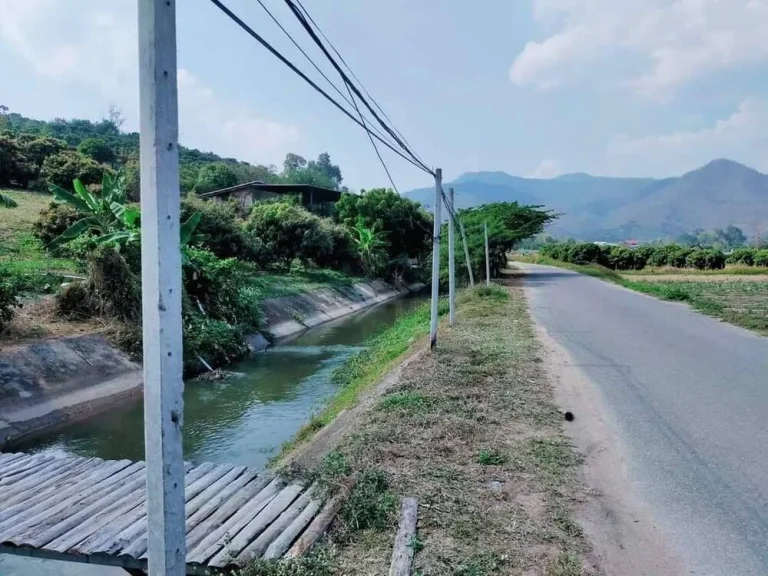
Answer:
[{"xmin": 1, "ymin": 0, "xmax": 767, "ymax": 191}]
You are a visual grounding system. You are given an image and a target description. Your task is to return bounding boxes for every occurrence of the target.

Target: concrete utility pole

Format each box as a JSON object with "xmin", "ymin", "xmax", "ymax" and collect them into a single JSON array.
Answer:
[
  {"xmin": 138, "ymin": 1, "xmax": 186, "ymax": 574},
  {"xmin": 484, "ymin": 221, "xmax": 490, "ymax": 287},
  {"xmin": 459, "ymin": 218, "xmax": 474, "ymax": 288},
  {"xmin": 429, "ymin": 168, "xmax": 442, "ymax": 350},
  {"xmin": 447, "ymin": 188, "xmax": 456, "ymax": 326}
]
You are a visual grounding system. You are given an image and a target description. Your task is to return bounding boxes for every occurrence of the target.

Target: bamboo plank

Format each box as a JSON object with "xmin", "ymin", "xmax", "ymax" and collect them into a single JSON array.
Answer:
[
  {"xmin": 284, "ymin": 474, "xmax": 358, "ymax": 559},
  {"xmin": 208, "ymin": 483, "xmax": 304, "ymax": 567},
  {"xmin": 185, "ymin": 477, "xmax": 285, "ymax": 564},
  {"xmin": 389, "ymin": 497, "xmax": 419, "ymax": 576}
]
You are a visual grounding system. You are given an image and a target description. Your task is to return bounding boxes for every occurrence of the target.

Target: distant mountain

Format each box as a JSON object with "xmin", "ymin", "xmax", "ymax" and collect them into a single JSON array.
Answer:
[{"xmin": 403, "ymin": 159, "xmax": 768, "ymax": 241}]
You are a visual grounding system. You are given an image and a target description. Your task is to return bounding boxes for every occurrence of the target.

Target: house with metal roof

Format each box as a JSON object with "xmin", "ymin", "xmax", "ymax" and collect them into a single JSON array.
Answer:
[{"xmin": 199, "ymin": 181, "xmax": 342, "ymax": 215}]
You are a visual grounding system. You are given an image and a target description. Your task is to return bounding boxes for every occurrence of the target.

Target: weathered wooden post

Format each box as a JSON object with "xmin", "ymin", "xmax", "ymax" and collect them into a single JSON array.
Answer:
[
  {"xmin": 138, "ymin": 0, "xmax": 186, "ymax": 574},
  {"xmin": 484, "ymin": 221, "xmax": 490, "ymax": 287},
  {"xmin": 429, "ymin": 168, "xmax": 442, "ymax": 350},
  {"xmin": 447, "ymin": 187, "xmax": 456, "ymax": 325}
]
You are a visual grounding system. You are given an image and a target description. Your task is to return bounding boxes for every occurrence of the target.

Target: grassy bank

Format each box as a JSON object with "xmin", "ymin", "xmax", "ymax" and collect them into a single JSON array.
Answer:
[
  {"xmin": 518, "ymin": 254, "xmax": 768, "ymax": 335},
  {"xmin": 278, "ymin": 281, "xmax": 593, "ymax": 575}
]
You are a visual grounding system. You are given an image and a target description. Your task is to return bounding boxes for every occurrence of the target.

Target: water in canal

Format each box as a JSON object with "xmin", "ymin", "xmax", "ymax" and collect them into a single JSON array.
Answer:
[{"xmin": 0, "ymin": 293, "xmax": 426, "ymax": 575}]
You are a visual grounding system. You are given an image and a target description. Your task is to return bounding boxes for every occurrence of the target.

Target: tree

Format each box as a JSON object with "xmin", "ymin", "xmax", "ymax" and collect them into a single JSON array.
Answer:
[
  {"xmin": 0, "ymin": 135, "xmax": 36, "ymax": 187},
  {"xmin": 41, "ymin": 150, "xmax": 107, "ymax": 188},
  {"xmin": 77, "ymin": 137, "xmax": 117, "ymax": 164},
  {"xmin": 282, "ymin": 152, "xmax": 343, "ymax": 189},
  {"xmin": 350, "ymin": 223, "xmax": 387, "ymax": 276},
  {"xmin": 194, "ymin": 162, "xmax": 238, "ymax": 193},
  {"xmin": 334, "ymin": 188, "xmax": 432, "ymax": 260},
  {"xmin": 715, "ymin": 225, "xmax": 746, "ymax": 250},
  {"xmin": 22, "ymin": 136, "xmax": 67, "ymax": 167}
]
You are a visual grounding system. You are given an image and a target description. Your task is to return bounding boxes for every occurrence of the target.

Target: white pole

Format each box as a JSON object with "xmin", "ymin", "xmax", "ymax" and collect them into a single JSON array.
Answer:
[
  {"xmin": 429, "ymin": 168, "xmax": 442, "ymax": 350},
  {"xmin": 447, "ymin": 187, "xmax": 456, "ymax": 326},
  {"xmin": 484, "ymin": 221, "xmax": 490, "ymax": 287},
  {"xmin": 139, "ymin": 1, "xmax": 185, "ymax": 575},
  {"xmin": 459, "ymin": 218, "xmax": 474, "ymax": 288}
]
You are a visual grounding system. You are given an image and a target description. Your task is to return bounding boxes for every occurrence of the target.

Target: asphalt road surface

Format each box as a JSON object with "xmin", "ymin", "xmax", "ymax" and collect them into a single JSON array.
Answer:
[{"xmin": 518, "ymin": 263, "xmax": 768, "ymax": 576}]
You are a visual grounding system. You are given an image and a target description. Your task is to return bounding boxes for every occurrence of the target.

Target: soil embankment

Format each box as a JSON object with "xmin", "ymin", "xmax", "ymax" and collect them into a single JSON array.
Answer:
[{"xmin": 0, "ymin": 280, "xmax": 422, "ymax": 446}]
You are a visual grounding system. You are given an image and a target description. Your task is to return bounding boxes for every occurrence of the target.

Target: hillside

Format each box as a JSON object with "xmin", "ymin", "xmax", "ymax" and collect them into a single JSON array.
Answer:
[{"xmin": 404, "ymin": 160, "xmax": 768, "ymax": 241}]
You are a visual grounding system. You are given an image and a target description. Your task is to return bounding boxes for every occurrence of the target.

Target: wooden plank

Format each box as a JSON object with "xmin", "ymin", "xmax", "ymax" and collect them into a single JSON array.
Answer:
[
  {"xmin": 265, "ymin": 498, "xmax": 322, "ymax": 559},
  {"xmin": 0, "ymin": 459, "xmax": 108, "ymax": 524},
  {"xmin": 0, "ymin": 453, "xmax": 38, "ymax": 476},
  {"xmin": 208, "ymin": 483, "xmax": 304, "ymax": 567},
  {"xmin": 0, "ymin": 457, "xmax": 98, "ymax": 502},
  {"xmin": 389, "ymin": 497, "xmax": 419, "ymax": 576},
  {"xmin": 185, "ymin": 477, "xmax": 285, "ymax": 564},
  {"xmin": 183, "ymin": 464, "xmax": 233, "ymax": 503},
  {"xmin": 237, "ymin": 484, "xmax": 319, "ymax": 563},
  {"xmin": 74, "ymin": 501, "xmax": 148, "ymax": 555},
  {"xmin": 24, "ymin": 467, "xmax": 149, "ymax": 549},
  {"xmin": 185, "ymin": 467, "xmax": 247, "ymax": 520},
  {"xmin": 0, "ymin": 452, "xmax": 26, "ymax": 466},
  {"xmin": 0, "ymin": 457, "xmax": 74, "ymax": 493},
  {"xmin": 284, "ymin": 474, "xmax": 358, "ymax": 559},
  {"xmin": 0, "ymin": 453, "xmax": 56, "ymax": 481},
  {"xmin": 0, "ymin": 459, "xmax": 132, "ymax": 529},
  {"xmin": 185, "ymin": 469, "xmax": 260, "ymax": 532},
  {"xmin": 44, "ymin": 482, "xmax": 147, "ymax": 552},
  {"xmin": 0, "ymin": 460, "xmax": 143, "ymax": 540}
]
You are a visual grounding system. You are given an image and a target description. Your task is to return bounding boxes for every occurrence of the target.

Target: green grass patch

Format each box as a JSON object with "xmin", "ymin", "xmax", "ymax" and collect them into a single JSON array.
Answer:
[
  {"xmin": 477, "ymin": 448, "xmax": 508, "ymax": 466},
  {"xmin": 250, "ymin": 267, "xmax": 359, "ymax": 299},
  {"xmin": 379, "ymin": 391, "xmax": 435, "ymax": 413}
]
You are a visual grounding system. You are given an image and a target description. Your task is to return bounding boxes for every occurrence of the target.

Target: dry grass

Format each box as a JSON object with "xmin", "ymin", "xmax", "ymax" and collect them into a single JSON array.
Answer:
[
  {"xmin": 621, "ymin": 273, "xmax": 768, "ymax": 283},
  {"xmin": 308, "ymin": 280, "xmax": 594, "ymax": 575}
]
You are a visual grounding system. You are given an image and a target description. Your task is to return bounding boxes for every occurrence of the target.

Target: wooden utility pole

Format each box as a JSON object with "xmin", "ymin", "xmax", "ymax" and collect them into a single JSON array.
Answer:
[
  {"xmin": 447, "ymin": 187, "xmax": 456, "ymax": 326},
  {"xmin": 484, "ymin": 221, "xmax": 490, "ymax": 287},
  {"xmin": 429, "ymin": 168, "xmax": 442, "ymax": 350},
  {"xmin": 138, "ymin": 1, "xmax": 186, "ymax": 574}
]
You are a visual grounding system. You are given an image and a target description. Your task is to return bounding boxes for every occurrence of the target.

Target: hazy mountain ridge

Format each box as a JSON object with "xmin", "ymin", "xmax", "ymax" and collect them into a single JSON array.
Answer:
[{"xmin": 404, "ymin": 159, "xmax": 768, "ymax": 240}]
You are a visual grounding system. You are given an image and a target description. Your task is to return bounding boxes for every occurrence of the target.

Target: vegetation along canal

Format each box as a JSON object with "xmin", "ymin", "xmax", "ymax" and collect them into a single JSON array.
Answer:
[{"xmin": 12, "ymin": 294, "xmax": 427, "ymax": 467}]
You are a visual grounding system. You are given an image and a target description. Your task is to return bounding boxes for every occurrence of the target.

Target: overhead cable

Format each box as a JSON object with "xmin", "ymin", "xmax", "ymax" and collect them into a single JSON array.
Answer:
[{"xmin": 208, "ymin": 0, "xmax": 433, "ymax": 175}]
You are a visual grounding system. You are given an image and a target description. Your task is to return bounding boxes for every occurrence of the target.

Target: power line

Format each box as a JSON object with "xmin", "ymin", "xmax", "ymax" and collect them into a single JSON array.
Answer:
[
  {"xmin": 283, "ymin": 0, "xmax": 431, "ymax": 174},
  {"xmin": 292, "ymin": 0, "xmax": 425, "ymax": 167},
  {"xmin": 208, "ymin": 0, "xmax": 433, "ymax": 176},
  {"xmin": 253, "ymin": 0, "xmax": 400, "ymax": 149}
]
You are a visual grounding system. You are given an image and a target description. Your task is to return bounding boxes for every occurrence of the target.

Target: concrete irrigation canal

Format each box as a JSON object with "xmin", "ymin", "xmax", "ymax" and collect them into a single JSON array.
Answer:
[{"xmin": 0, "ymin": 292, "xmax": 427, "ymax": 576}]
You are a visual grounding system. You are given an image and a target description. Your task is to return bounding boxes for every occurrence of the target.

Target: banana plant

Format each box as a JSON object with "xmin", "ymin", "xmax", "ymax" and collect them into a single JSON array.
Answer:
[
  {"xmin": 49, "ymin": 171, "xmax": 203, "ymax": 257},
  {"xmin": 351, "ymin": 222, "xmax": 388, "ymax": 276}
]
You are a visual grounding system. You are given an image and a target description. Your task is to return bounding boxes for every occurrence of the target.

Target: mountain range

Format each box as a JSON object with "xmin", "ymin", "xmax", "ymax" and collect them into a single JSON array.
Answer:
[{"xmin": 404, "ymin": 159, "xmax": 768, "ymax": 241}]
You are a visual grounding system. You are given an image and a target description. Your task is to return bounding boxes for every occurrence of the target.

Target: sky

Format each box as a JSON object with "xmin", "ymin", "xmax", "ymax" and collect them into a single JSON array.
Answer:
[{"xmin": 1, "ymin": 0, "xmax": 767, "ymax": 191}]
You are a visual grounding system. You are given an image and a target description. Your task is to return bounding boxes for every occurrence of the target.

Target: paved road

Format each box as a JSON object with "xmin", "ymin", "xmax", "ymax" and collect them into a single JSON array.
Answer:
[{"xmin": 518, "ymin": 263, "xmax": 768, "ymax": 576}]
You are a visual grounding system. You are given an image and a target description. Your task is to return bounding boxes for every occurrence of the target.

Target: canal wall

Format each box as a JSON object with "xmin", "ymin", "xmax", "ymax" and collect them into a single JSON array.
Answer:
[{"xmin": 0, "ymin": 280, "xmax": 424, "ymax": 446}]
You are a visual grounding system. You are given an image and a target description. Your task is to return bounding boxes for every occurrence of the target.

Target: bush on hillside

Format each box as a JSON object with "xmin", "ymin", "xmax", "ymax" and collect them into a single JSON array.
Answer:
[
  {"xmin": 245, "ymin": 200, "xmax": 333, "ymax": 268},
  {"xmin": 180, "ymin": 195, "xmax": 265, "ymax": 262},
  {"xmin": 77, "ymin": 138, "xmax": 117, "ymax": 164},
  {"xmin": 754, "ymin": 250, "xmax": 768, "ymax": 267},
  {"xmin": 41, "ymin": 150, "xmax": 108, "ymax": 188},
  {"xmin": 0, "ymin": 135, "xmax": 36, "ymax": 188},
  {"xmin": 726, "ymin": 248, "xmax": 755, "ymax": 266}
]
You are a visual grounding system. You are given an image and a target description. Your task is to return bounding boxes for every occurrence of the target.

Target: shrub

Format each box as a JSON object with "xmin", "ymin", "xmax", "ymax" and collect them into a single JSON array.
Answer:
[
  {"xmin": 87, "ymin": 246, "xmax": 141, "ymax": 321},
  {"xmin": 33, "ymin": 201, "xmax": 83, "ymax": 248},
  {"xmin": 685, "ymin": 250, "xmax": 707, "ymax": 270},
  {"xmin": 633, "ymin": 245, "xmax": 655, "ymax": 269},
  {"xmin": 567, "ymin": 242, "xmax": 604, "ymax": 265},
  {"xmin": 245, "ymin": 200, "xmax": 333, "ymax": 268},
  {"xmin": 0, "ymin": 267, "xmax": 21, "ymax": 330},
  {"xmin": 182, "ymin": 316, "xmax": 248, "ymax": 373},
  {"xmin": 726, "ymin": 248, "xmax": 755, "ymax": 266},
  {"xmin": 606, "ymin": 246, "xmax": 636, "ymax": 270},
  {"xmin": 754, "ymin": 250, "xmax": 768, "ymax": 267},
  {"xmin": 647, "ymin": 245, "xmax": 675, "ymax": 267},
  {"xmin": 180, "ymin": 195, "xmax": 261, "ymax": 261},
  {"xmin": 668, "ymin": 246, "xmax": 694, "ymax": 268},
  {"xmin": 56, "ymin": 281, "xmax": 93, "ymax": 318},
  {"xmin": 0, "ymin": 135, "xmax": 36, "ymax": 188},
  {"xmin": 40, "ymin": 151, "xmax": 107, "ymax": 188},
  {"xmin": 704, "ymin": 249, "xmax": 725, "ymax": 270},
  {"xmin": 312, "ymin": 219, "xmax": 357, "ymax": 272}
]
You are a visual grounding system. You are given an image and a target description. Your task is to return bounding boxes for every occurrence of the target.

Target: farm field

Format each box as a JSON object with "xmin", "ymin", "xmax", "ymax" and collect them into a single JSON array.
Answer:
[{"xmin": 626, "ymin": 278, "xmax": 768, "ymax": 335}]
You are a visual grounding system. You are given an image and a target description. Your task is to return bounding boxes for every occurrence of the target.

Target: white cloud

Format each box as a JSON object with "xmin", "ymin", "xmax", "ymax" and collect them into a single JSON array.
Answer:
[
  {"xmin": 510, "ymin": 0, "xmax": 768, "ymax": 98},
  {"xmin": 0, "ymin": 0, "xmax": 298, "ymax": 166},
  {"xmin": 606, "ymin": 98, "xmax": 768, "ymax": 174},
  {"xmin": 530, "ymin": 159, "xmax": 561, "ymax": 178}
]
